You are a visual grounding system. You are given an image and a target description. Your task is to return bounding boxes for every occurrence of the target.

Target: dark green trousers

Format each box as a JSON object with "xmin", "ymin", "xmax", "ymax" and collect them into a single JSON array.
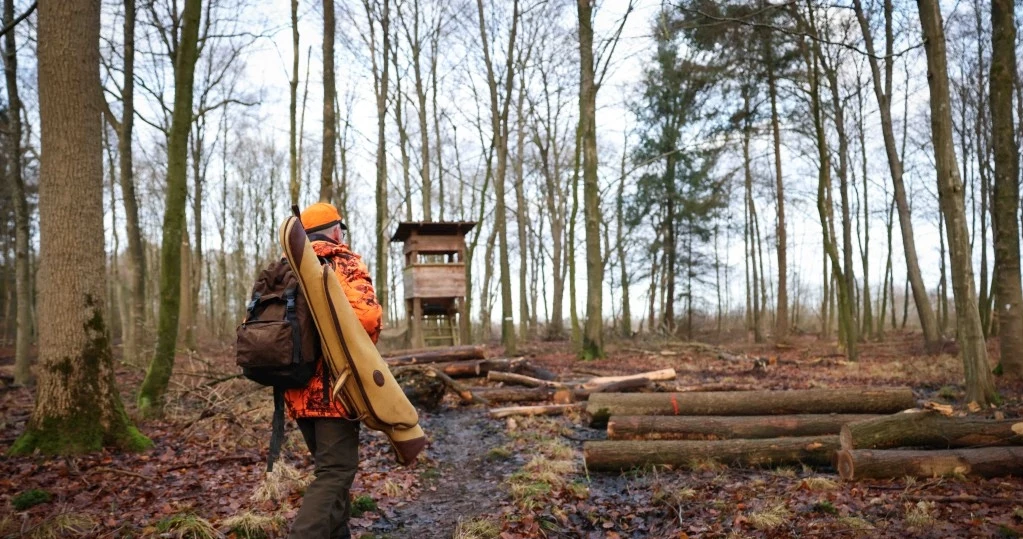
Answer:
[{"xmin": 289, "ymin": 417, "xmax": 360, "ymax": 539}]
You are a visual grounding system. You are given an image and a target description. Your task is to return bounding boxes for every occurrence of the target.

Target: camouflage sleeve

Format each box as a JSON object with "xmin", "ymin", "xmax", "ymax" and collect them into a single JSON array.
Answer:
[{"xmin": 333, "ymin": 252, "xmax": 383, "ymax": 343}]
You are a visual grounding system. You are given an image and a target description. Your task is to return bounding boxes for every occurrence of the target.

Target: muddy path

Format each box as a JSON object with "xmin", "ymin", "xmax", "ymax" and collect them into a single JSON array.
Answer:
[{"xmin": 364, "ymin": 407, "xmax": 517, "ymax": 538}]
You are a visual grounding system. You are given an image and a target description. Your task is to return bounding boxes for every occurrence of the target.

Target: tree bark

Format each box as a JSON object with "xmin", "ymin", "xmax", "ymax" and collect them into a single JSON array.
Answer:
[
  {"xmin": 837, "ymin": 447, "xmax": 1023, "ymax": 480},
  {"xmin": 2, "ymin": 0, "xmax": 31, "ymax": 385},
  {"xmin": 12, "ymin": 0, "xmax": 150, "ymax": 454},
  {"xmin": 584, "ymin": 436, "xmax": 838, "ymax": 472},
  {"xmin": 365, "ymin": 0, "xmax": 390, "ymax": 325},
  {"xmin": 586, "ymin": 388, "xmax": 915, "ymax": 417},
  {"xmin": 137, "ymin": 0, "xmax": 204, "ymax": 417},
  {"xmin": 916, "ymin": 0, "xmax": 998, "ymax": 406},
  {"xmin": 407, "ymin": 357, "xmax": 528, "ymax": 378},
  {"xmin": 840, "ymin": 410, "xmax": 1023, "ymax": 450},
  {"xmin": 852, "ymin": 0, "xmax": 941, "ymax": 352},
  {"xmin": 608, "ymin": 414, "xmax": 877, "ymax": 441},
  {"xmin": 989, "ymin": 0, "xmax": 1023, "ymax": 377}
]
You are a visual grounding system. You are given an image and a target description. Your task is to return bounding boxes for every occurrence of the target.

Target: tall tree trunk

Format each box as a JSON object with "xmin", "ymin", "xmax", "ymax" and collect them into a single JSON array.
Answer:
[
  {"xmin": 365, "ymin": 0, "xmax": 391, "ymax": 325},
  {"xmin": 118, "ymin": 0, "xmax": 145, "ymax": 366},
  {"xmin": 514, "ymin": 78, "xmax": 530, "ymax": 341},
  {"xmin": 856, "ymin": 81, "xmax": 873, "ymax": 339},
  {"xmin": 579, "ymin": 0, "xmax": 602, "ymax": 358},
  {"xmin": 320, "ymin": 0, "xmax": 336, "ymax": 203},
  {"xmin": 137, "ymin": 0, "xmax": 203, "ymax": 417},
  {"xmin": 392, "ymin": 38, "xmax": 413, "ymax": 221},
  {"xmin": 916, "ymin": 0, "xmax": 997, "ymax": 406},
  {"xmin": 616, "ymin": 133, "xmax": 631, "ymax": 337},
  {"xmin": 2, "ymin": 0, "xmax": 31, "ymax": 385},
  {"xmin": 289, "ymin": 0, "xmax": 300, "ymax": 206},
  {"xmin": 990, "ymin": 0, "xmax": 1023, "ymax": 377},
  {"xmin": 13, "ymin": 0, "xmax": 150, "ymax": 455},
  {"xmin": 853, "ymin": 0, "xmax": 941, "ymax": 352},
  {"xmin": 403, "ymin": 0, "xmax": 432, "ymax": 220},
  {"xmin": 816, "ymin": 33, "xmax": 858, "ymax": 358},
  {"xmin": 764, "ymin": 31, "xmax": 788, "ymax": 343},
  {"xmin": 476, "ymin": 0, "xmax": 519, "ymax": 354},
  {"xmin": 742, "ymin": 86, "xmax": 762, "ymax": 342}
]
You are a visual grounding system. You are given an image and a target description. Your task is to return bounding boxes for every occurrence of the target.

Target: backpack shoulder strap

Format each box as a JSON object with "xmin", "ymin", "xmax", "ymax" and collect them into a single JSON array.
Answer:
[{"xmin": 267, "ymin": 386, "xmax": 286, "ymax": 472}]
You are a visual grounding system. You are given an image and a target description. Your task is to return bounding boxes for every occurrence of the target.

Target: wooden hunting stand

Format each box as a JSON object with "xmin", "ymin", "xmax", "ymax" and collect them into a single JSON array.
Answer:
[{"xmin": 391, "ymin": 221, "xmax": 476, "ymax": 348}]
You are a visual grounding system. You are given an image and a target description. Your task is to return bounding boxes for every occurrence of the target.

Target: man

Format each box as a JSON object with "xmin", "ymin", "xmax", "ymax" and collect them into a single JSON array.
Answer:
[{"xmin": 285, "ymin": 202, "xmax": 382, "ymax": 539}]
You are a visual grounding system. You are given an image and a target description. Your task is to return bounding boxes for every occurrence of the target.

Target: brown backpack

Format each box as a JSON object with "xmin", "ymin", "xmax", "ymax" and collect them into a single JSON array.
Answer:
[
  {"xmin": 236, "ymin": 258, "xmax": 322, "ymax": 387},
  {"xmin": 236, "ymin": 256, "xmax": 328, "ymax": 471}
]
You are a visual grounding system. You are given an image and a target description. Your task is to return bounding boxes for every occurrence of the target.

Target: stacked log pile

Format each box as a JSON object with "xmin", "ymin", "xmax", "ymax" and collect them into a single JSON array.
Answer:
[
  {"xmin": 385, "ymin": 345, "xmax": 673, "ymax": 412},
  {"xmin": 583, "ymin": 388, "xmax": 917, "ymax": 472},
  {"xmin": 835, "ymin": 409, "xmax": 1023, "ymax": 480}
]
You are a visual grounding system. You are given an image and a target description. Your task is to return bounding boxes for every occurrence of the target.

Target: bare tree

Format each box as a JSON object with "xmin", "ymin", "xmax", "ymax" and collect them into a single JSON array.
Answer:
[
  {"xmin": 852, "ymin": 0, "xmax": 942, "ymax": 352},
  {"xmin": 2, "ymin": 0, "xmax": 31, "ymax": 384},
  {"xmin": 916, "ymin": 0, "xmax": 997, "ymax": 406}
]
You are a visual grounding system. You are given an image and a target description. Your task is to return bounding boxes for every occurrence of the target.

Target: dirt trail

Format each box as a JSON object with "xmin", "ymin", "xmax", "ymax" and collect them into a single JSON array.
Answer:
[{"xmin": 366, "ymin": 407, "xmax": 515, "ymax": 538}]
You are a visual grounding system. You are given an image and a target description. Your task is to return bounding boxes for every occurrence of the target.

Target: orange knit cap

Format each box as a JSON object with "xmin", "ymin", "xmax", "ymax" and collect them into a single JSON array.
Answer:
[{"xmin": 300, "ymin": 202, "xmax": 347, "ymax": 232}]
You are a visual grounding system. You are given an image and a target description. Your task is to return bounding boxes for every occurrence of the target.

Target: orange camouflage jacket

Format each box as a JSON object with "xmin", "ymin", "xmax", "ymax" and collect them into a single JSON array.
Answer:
[{"xmin": 283, "ymin": 238, "xmax": 382, "ymax": 419}]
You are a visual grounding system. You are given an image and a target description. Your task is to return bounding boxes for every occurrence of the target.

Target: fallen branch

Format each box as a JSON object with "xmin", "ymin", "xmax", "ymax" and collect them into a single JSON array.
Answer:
[
  {"xmin": 487, "ymin": 371, "xmax": 567, "ymax": 389},
  {"xmin": 392, "ymin": 365, "xmax": 490, "ymax": 406},
  {"xmin": 581, "ymin": 368, "xmax": 676, "ymax": 389},
  {"xmin": 488, "ymin": 403, "xmax": 585, "ymax": 419}
]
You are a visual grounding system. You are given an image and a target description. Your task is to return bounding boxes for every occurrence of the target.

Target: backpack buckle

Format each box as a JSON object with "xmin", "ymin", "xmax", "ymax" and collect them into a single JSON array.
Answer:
[
  {"xmin": 285, "ymin": 287, "xmax": 297, "ymax": 311},
  {"xmin": 247, "ymin": 293, "xmax": 261, "ymax": 313}
]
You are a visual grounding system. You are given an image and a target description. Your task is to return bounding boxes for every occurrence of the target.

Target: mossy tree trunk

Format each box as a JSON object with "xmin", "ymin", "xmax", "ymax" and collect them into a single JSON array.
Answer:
[
  {"xmin": 137, "ymin": 0, "xmax": 203, "ymax": 418},
  {"xmin": 2, "ymin": 0, "xmax": 32, "ymax": 386},
  {"xmin": 12, "ymin": 0, "xmax": 151, "ymax": 455}
]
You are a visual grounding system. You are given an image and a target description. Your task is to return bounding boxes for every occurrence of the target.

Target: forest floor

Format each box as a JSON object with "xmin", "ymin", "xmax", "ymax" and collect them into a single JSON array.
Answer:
[{"xmin": 2, "ymin": 331, "xmax": 1023, "ymax": 538}]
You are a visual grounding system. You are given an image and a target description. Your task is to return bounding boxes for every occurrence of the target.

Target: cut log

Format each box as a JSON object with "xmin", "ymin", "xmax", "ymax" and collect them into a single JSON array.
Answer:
[
  {"xmin": 581, "ymin": 368, "xmax": 677, "ymax": 390},
  {"xmin": 608, "ymin": 414, "xmax": 880, "ymax": 441},
  {"xmin": 383, "ymin": 345, "xmax": 487, "ymax": 366},
  {"xmin": 584, "ymin": 436, "xmax": 839, "ymax": 471},
  {"xmin": 427, "ymin": 357, "xmax": 528, "ymax": 378},
  {"xmin": 836, "ymin": 447, "xmax": 1023, "ymax": 480},
  {"xmin": 470, "ymin": 386, "xmax": 553, "ymax": 403},
  {"xmin": 488, "ymin": 403, "xmax": 585, "ymax": 419},
  {"xmin": 840, "ymin": 410, "xmax": 1023, "ymax": 450},
  {"xmin": 487, "ymin": 371, "xmax": 567, "ymax": 388},
  {"xmin": 586, "ymin": 388, "xmax": 915, "ymax": 417}
]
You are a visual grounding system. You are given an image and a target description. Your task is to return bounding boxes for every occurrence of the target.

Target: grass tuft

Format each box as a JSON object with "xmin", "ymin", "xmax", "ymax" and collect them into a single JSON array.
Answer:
[
  {"xmin": 152, "ymin": 512, "xmax": 220, "ymax": 539},
  {"xmin": 687, "ymin": 457, "xmax": 726, "ymax": 472},
  {"xmin": 250, "ymin": 463, "xmax": 308, "ymax": 503},
  {"xmin": 26, "ymin": 512, "xmax": 97, "ymax": 539},
  {"xmin": 904, "ymin": 500, "xmax": 936, "ymax": 529},
  {"xmin": 747, "ymin": 504, "xmax": 791, "ymax": 531},
  {"xmin": 836, "ymin": 516, "xmax": 875, "ymax": 531},
  {"xmin": 452, "ymin": 516, "xmax": 501, "ymax": 539},
  {"xmin": 221, "ymin": 512, "xmax": 285, "ymax": 539},
  {"xmin": 485, "ymin": 446, "xmax": 512, "ymax": 461},
  {"xmin": 651, "ymin": 485, "xmax": 696, "ymax": 508},
  {"xmin": 801, "ymin": 476, "xmax": 838, "ymax": 491}
]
